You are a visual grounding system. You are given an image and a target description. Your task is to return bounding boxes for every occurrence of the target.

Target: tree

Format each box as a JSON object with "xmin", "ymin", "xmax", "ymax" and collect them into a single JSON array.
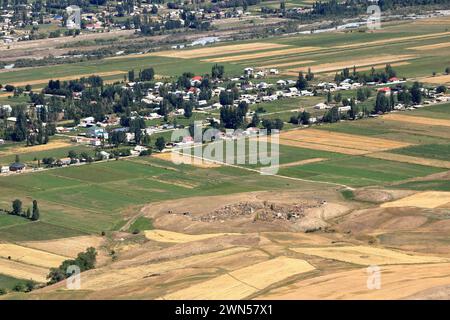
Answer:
[
  {"xmin": 128, "ymin": 69, "xmax": 135, "ymax": 82},
  {"xmin": 139, "ymin": 68, "xmax": 155, "ymax": 81},
  {"xmin": 12, "ymin": 199, "xmax": 22, "ymax": 215},
  {"xmin": 296, "ymin": 72, "xmax": 308, "ymax": 90},
  {"xmin": 249, "ymin": 113, "xmax": 260, "ymax": 127},
  {"xmin": 68, "ymin": 150, "xmax": 77, "ymax": 159},
  {"xmin": 183, "ymin": 101, "xmax": 193, "ymax": 118},
  {"xmin": 411, "ymin": 82, "xmax": 422, "ymax": 105},
  {"xmin": 31, "ymin": 200, "xmax": 40, "ymax": 221},
  {"xmin": 13, "ymin": 110, "xmax": 27, "ymax": 142},
  {"xmin": 211, "ymin": 64, "xmax": 224, "ymax": 79},
  {"xmin": 26, "ymin": 208, "xmax": 31, "ymax": 219},
  {"xmin": 155, "ymin": 137, "xmax": 166, "ymax": 151}
]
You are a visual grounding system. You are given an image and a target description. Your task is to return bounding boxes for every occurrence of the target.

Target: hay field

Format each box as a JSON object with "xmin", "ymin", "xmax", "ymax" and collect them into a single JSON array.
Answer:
[
  {"xmin": 366, "ymin": 152, "xmax": 450, "ymax": 169},
  {"xmin": 284, "ymin": 55, "xmax": 416, "ymax": 75},
  {"xmin": 260, "ymin": 263, "xmax": 450, "ymax": 300},
  {"xmin": 0, "ymin": 141, "xmax": 73, "ymax": 156},
  {"xmin": 163, "ymin": 257, "xmax": 315, "ymax": 300},
  {"xmin": 144, "ymin": 229, "xmax": 239, "ymax": 243},
  {"xmin": 153, "ymin": 152, "xmax": 221, "ymax": 168},
  {"xmin": 20, "ymin": 236, "xmax": 104, "ymax": 258},
  {"xmin": 382, "ymin": 113, "xmax": 450, "ymax": 127},
  {"xmin": 278, "ymin": 129, "xmax": 411, "ymax": 155},
  {"xmin": 419, "ymin": 74, "xmax": 450, "ymax": 84},
  {"xmin": 149, "ymin": 43, "xmax": 290, "ymax": 59},
  {"xmin": 8, "ymin": 71, "xmax": 126, "ymax": 87},
  {"xmin": 381, "ymin": 191, "xmax": 450, "ymax": 209},
  {"xmin": 293, "ymin": 246, "xmax": 448, "ymax": 266},
  {"xmin": 256, "ymin": 60, "xmax": 316, "ymax": 69},
  {"xmin": 279, "ymin": 158, "xmax": 326, "ymax": 168},
  {"xmin": 0, "ymin": 243, "xmax": 68, "ymax": 268},
  {"xmin": 332, "ymin": 31, "xmax": 450, "ymax": 49},
  {"xmin": 0, "ymin": 258, "xmax": 49, "ymax": 282},
  {"xmin": 202, "ymin": 47, "xmax": 320, "ymax": 63},
  {"xmin": 410, "ymin": 42, "xmax": 450, "ymax": 51}
]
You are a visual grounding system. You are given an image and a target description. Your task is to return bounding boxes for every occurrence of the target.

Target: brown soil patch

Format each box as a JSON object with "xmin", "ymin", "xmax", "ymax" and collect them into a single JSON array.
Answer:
[
  {"xmin": 278, "ymin": 129, "xmax": 411, "ymax": 155},
  {"xmin": 380, "ymin": 191, "xmax": 450, "ymax": 209},
  {"xmin": 0, "ymin": 141, "xmax": 73, "ymax": 156},
  {"xmin": 153, "ymin": 152, "xmax": 221, "ymax": 168},
  {"xmin": 202, "ymin": 47, "xmax": 320, "ymax": 63},
  {"xmin": 366, "ymin": 152, "xmax": 450, "ymax": 169},
  {"xmin": 418, "ymin": 74, "xmax": 450, "ymax": 84},
  {"xmin": 382, "ymin": 113, "xmax": 450, "ymax": 127},
  {"xmin": 149, "ymin": 42, "xmax": 290, "ymax": 59}
]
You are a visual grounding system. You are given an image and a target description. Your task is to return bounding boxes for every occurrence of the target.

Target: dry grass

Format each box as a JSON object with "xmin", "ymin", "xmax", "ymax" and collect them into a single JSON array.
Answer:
[
  {"xmin": 279, "ymin": 158, "xmax": 326, "ymax": 168},
  {"xmin": 418, "ymin": 74, "xmax": 450, "ymax": 84},
  {"xmin": 144, "ymin": 230, "xmax": 239, "ymax": 243},
  {"xmin": 382, "ymin": 113, "xmax": 450, "ymax": 127},
  {"xmin": 293, "ymin": 246, "xmax": 449, "ymax": 265},
  {"xmin": 0, "ymin": 243, "xmax": 68, "ymax": 268},
  {"xmin": 410, "ymin": 42, "xmax": 450, "ymax": 51},
  {"xmin": 381, "ymin": 191, "xmax": 450, "ymax": 209},
  {"xmin": 284, "ymin": 55, "xmax": 415, "ymax": 75},
  {"xmin": 256, "ymin": 60, "xmax": 316, "ymax": 69},
  {"xmin": 366, "ymin": 152, "xmax": 450, "ymax": 169},
  {"xmin": 149, "ymin": 43, "xmax": 290, "ymax": 59},
  {"xmin": 0, "ymin": 258, "xmax": 49, "ymax": 282},
  {"xmin": 8, "ymin": 71, "xmax": 126, "ymax": 87},
  {"xmin": 153, "ymin": 152, "xmax": 221, "ymax": 168},
  {"xmin": 0, "ymin": 141, "xmax": 73, "ymax": 156},
  {"xmin": 260, "ymin": 263, "xmax": 450, "ymax": 299},
  {"xmin": 278, "ymin": 129, "xmax": 411, "ymax": 155},
  {"xmin": 202, "ymin": 47, "xmax": 320, "ymax": 63},
  {"xmin": 163, "ymin": 257, "xmax": 315, "ymax": 299},
  {"xmin": 20, "ymin": 236, "xmax": 104, "ymax": 258}
]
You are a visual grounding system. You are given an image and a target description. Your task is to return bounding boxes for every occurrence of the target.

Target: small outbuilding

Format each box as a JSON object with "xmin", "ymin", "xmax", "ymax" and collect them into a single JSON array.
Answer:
[{"xmin": 9, "ymin": 162, "xmax": 25, "ymax": 172}]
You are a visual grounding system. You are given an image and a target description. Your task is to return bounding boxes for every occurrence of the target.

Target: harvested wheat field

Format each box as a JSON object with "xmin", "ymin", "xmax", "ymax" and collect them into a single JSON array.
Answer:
[
  {"xmin": 410, "ymin": 42, "xmax": 450, "ymax": 51},
  {"xmin": 256, "ymin": 60, "xmax": 316, "ymax": 69},
  {"xmin": 8, "ymin": 71, "xmax": 126, "ymax": 87},
  {"xmin": 332, "ymin": 31, "xmax": 450, "ymax": 49},
  {"xmin": 279, "ymin": 158, "xmax": 326, "ymax": 168},
  {"xmin": 163, "ymin": 257, "xmax": 315, "ymax": 300},
  {"xmin": 284, "ymin": 55, "xmax": 415, "ymax": 75},
  {"xmin": 77, "ymin": 247, "xmax": 256, "ymax": 290},
  {"xmin": 153, "ymin": 152, "xmax": 221, "ymax": 168},
  {"xmin": 381, "ymin": 191, "xmax": 450, "ymax": 209},
  {"xmin": 419, "ymin": 74, "xmax": 450, "ymax": 84},
  {"xmin": 149, "ymin": 43, "xmax": 290, "ymax": 59},
  {"xmin": 0, "ymin": 243, "xmax": 68, "ymax": 268},
  {"xmin": 293, "ymin": 246, "xmax": 449, "ymax": 266},
  {"xmin": 278, "ymin": 129, "xmax": 410, "ymax": 155},
  {"xmin": 0, "ymin": 258, "xmax": 50, "ymax": 283},
  {"xmin": 382, "ymin": 113, "xmax": 450, "ymax": 127},
  {"xmin": 0, "ymin": 141, "xmax": 73, "ymax": 156},
  {"xmin": 20, "ymin": 236, "xmax": 104, "ymax": 258},
  {"xmin": 366, "ymin": 152, "xmax": 450, "ymax": 169},
  {"xmin": 202, "ymin": 47, "xmax": 320, "ymax": 63},
  {"xmin": 260, "ymin": 263, "xmax": 450, "ymax": 299},
  {"xmin": 144, "ymin": 229, "xmax": 239, "ymax": 243}
]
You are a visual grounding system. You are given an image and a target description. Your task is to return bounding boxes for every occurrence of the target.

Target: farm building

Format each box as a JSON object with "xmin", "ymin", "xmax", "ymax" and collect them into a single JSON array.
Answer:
[{"xmin": 1, "ymin": 166, "xmax": 9, "ymax": 174}]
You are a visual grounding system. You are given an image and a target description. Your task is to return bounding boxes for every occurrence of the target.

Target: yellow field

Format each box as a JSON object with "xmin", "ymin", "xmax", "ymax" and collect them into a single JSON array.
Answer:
[
  {"xmin": 202, "ymin": 47, "xmax": 320, "ymax": 63},
  {"xmin": 419, "ymin": 74, "xmax": 450, "ymax": 84},
  {"xmin": 149, "ymin": 42, "xmax": 290, "ymax": 59},
  {"xmin": 278, "ymin": 129, "xmax": 411, "ymax": 155},
  {"xmin": 153, "ymin": 152, "xmax": 221, "ymax": 168},
  {"xmin": 284, "ymin": 55, "xmax": 415, "ymax": 75},
  {"xmin": 260, "ymin": 263, "xmax": 450, "ymax": 300},
  {"xmin": 382, "ymin": 113, "xmax": 450, "ymax": 127},
  {"xmin": 381, "ymin": 191, "xmax": 450, "ymax": 209},
  {"xmin": 256, "ymin": 60, "xmax": 316, "ymax": 69},
  {"xmin": 144, "ymin": 229, "xmax": 239, "ymax": 243},
  {"xmin": 163, "ymin": 257, "xmax": 315, "ymax": 299},
  {"xmin": 0, "ymin": 243, "xmax": 68, "ymax": 268},
  {"xmin": 333, "ymin": 31, "xmax": 450, "ymax": 49},
  {"xmin": 0, "ymin": 258, "xmax": 49, "ymax": 283},
  {"xmin": 366, "ymin": 152, "xmax": 450, "ymax": 169},
  {"xmin": 410, "ymin": 42, "xmax": 450, "ymax": 51},
  {"xmin": 293, "ymin": 246, "xmax": 449, "ymax": 266},
  {"xmin": 7, "ymin": 71, "xmax": 126, "ymax": 87},
  {"xmin": 0, "ymin": 141, "xmax": 74, "ymax": 157},
  {"xmin": 20, "ymin": 236, "xmax": 104, "ymax": 258}
]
